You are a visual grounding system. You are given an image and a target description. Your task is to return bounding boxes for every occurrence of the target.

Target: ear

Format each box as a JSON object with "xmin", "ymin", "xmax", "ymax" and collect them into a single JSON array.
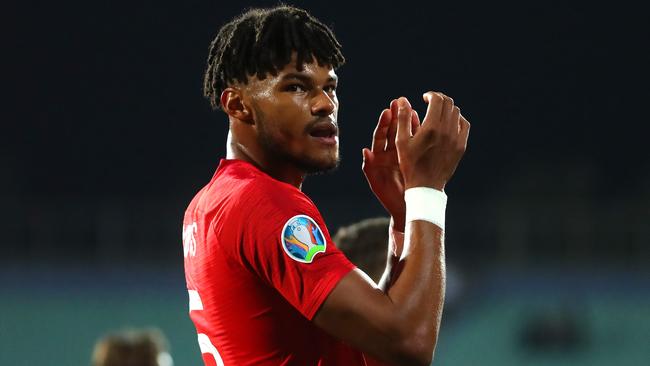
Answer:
[{"xmin": 220, "ymin": 87, "xmax": 253, "ymax": 123}]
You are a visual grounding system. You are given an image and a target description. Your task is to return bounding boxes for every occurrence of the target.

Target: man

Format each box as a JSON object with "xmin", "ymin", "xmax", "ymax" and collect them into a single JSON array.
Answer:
[
  {"xmin": 182, "ymin": 5, "xmax": 469, "ymax": 366},
  {"xmin": 333, "ymin": 217, "xmax": 391, "ymax": 283},
  {"xmin": 91, "ymin": 328, "xmax": 173, "ymax": 366}
]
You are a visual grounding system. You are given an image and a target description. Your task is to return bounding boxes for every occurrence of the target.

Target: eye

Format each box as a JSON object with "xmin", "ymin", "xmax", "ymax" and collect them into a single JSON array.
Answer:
[
  {"xmin": 286, "ymin": 84, "xmax": 306, "ymax": 92},
  {"xmin": 324, "ymin": 85, "xmax": 337, "ymax": 93}
]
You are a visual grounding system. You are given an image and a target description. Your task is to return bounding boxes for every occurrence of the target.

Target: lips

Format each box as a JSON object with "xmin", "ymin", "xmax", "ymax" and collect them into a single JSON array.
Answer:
[
  {"xmin": 308, "ymin": 121, "xmax": 338, "ymax": 146},
  {"xmin": 308, "ymin": 121, "xmax": 338, "ymax": 138}
]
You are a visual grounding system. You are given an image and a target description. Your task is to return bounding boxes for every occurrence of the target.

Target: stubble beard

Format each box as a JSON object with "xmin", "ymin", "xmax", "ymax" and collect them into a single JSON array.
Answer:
[{"xmin": 255, "ymin": 108, "xmax": 340, "ymax": 175}]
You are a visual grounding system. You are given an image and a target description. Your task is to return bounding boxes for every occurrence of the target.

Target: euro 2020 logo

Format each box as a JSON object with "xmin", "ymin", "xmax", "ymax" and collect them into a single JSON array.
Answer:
[{"xmin": 281, "ymin": 215, "xmax": 326, "ymax": 263}]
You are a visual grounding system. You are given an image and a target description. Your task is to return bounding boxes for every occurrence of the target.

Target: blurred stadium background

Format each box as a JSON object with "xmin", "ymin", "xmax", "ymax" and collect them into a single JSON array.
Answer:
[{"xmin": 3, "ymin": 0, "xmax": 649, "ymax": 365}]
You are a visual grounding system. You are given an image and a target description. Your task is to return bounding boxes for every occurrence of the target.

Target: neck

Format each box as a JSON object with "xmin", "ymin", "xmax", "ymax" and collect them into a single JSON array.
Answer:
[{"xmin": 226, "ymin": 129, "xmax": 304, "ymax": 189}]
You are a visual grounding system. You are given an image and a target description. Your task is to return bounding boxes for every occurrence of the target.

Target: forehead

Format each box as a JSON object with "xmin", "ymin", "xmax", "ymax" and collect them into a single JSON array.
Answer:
[
  {"xmin": 277, "ymin": 57, "xmax": 337, "ymax": 80},
  {"xmin": 246, "ymin": 55, "xmax": 338, "ymax": 90}
]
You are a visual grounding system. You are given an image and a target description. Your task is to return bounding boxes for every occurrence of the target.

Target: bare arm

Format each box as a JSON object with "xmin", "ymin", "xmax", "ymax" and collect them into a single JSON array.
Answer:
[
  {"xmin": 376, "ymin": 219, "xmax": 404, "ymax": 292},
  {"xmin": 314, "ymin": 94, "xmax": 470, "ymax": 365}
]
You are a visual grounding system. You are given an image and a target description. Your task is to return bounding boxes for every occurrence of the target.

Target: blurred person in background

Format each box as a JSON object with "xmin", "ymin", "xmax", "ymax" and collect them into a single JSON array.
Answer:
[
  {"xmin": 334, "ymin": 217, "xmax": 466, "ymax": 320},
  {"xmin": 182, "ymin": 4, "xmax": 469, "ymax": 366},
  {"xmin": 333, "ymin": 217, "xmax": 391, "ymax": 282},
  {"xmin": 91, "ymin": 328, "xmax": 173, "ymax": 366}
]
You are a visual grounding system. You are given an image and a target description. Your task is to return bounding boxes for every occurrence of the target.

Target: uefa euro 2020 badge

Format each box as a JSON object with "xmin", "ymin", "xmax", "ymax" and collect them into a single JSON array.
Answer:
[{"xmin": 281, "ymin": 215, "xmax": 327, "ymax": 263}]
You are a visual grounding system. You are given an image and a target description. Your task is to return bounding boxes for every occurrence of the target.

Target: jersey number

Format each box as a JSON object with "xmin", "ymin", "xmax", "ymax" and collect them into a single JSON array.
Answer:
[{"xmin": 189, "ymin": 290, "xmax": 225, "ymax": 366}]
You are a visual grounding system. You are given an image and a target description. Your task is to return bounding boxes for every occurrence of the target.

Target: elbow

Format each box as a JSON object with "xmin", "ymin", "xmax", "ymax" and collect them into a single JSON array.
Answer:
[
  {"xmin": 395, "ymin": 337, "xmax": 435, "ymax": 366},
  {"xmin": 389, "ymin": 325, "xmax": 437, "ymax": 366}
]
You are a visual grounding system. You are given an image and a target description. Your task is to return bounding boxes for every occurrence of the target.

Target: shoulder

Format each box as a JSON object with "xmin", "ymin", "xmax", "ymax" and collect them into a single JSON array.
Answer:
[
  {"xmin": 242, "ymin": 175, "xmax": 319, "ymax": 227},
  {"xmin": 208, "ymin": 162, "xmax": 320, "ymax": 230},
  {"xmin": 223, "ymin": 161, "xmax": 316, "ymax": 214}
]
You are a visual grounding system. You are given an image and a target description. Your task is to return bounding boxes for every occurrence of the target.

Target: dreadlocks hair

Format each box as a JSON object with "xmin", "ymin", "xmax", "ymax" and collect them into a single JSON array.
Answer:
[{"xmin": 203, "ymin": 5, "xmax": 346, "ymax": 110}]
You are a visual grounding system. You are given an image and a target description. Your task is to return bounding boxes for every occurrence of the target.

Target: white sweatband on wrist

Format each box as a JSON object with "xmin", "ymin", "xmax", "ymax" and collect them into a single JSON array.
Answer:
[{"xmin": 404, "ymin": 187, "xmax": 447, "ymax": 230}]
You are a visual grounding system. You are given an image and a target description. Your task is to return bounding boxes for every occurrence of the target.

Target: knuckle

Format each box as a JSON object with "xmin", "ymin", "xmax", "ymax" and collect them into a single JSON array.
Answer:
[
  {"xmin": 446, "ymin": 96, "xmax": 454, "ymax": 106},
  {"xmin": 425, "ymin": 91, "xmax": 444, "ymax": 104}
]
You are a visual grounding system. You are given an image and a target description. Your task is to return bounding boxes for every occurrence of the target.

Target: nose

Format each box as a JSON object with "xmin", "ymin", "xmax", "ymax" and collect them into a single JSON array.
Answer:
[{"xmin": 311, "ymin": 90, "xmax": 336, "ymax": 117}]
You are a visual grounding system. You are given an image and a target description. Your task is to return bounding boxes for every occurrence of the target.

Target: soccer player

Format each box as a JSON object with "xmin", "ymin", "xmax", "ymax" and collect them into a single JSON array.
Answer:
[
  {"xmin": 182, "ymin": 5, "xmax": 470, "ymax": 366},
  {"xmin": 333, "ymin": 217, "xmax": 391, "ymax": 283},
  {"xmin": 91, "ymin": 328, "xmax": 173, "ymax": 366}
]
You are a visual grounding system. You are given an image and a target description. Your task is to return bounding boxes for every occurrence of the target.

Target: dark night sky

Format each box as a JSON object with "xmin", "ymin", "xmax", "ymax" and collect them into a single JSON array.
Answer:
[{"xmin": 5, "ymin": 1, "xmax": 649, "ymax": 257}]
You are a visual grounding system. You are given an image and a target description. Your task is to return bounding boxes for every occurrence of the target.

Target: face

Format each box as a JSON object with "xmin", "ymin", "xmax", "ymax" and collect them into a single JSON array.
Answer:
[{"xmin": 243, "ymin": 57, "xmax": 340, "ymax": 174}]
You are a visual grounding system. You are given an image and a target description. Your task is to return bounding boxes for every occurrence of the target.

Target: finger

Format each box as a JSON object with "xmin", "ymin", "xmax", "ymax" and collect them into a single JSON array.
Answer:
[
  {"xmin": 371, "ymin": 108, "xmax": 391, "ymax": 152},
  {"xmin": 361, "ymin": 148, "xmax": 375, "ymax": 176},
  {"xmin": 448, "ymin": 105, "xmax": 461, "ymax": 138},
  {"xmin": 421, "ymin": 91, "xmax": 445, "ymax": 128},
  {"xmin": 386, "ymin": 99, "xmax": 398, "ymax": 151},
  {"xmin": 362, "ymin": 148, "xmax": 374, "ymax": 168},
  {"xmin": 411, "ymin": 109, "xmax": 421, "ymax": 135},
  {"xmin": 458, "ymin": 114, "xmax": 470, "ymax": 149},
  {"xmin": 395, "ymin": 97, "xmax": 412, "ymax": 144},
  {"xmin": 439, "ymin": 95, "xmax": 456, "ymax": 136},
  {"xmin": 390, "ymin": 98, "xmax": 399, "ymax": 116}
]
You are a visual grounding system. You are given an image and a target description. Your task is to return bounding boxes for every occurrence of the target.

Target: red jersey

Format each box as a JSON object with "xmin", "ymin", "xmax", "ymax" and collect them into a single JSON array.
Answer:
[{"xmin": 182, "ymin": 159, "xmax": 365, "ymax": 366}]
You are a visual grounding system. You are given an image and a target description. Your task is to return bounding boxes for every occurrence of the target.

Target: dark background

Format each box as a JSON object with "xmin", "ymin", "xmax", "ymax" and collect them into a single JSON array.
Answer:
[
  {"xmin": 6, "ymin": 0, "xmax": 649, "ymax": 265},
  {"xmin": 3, "ymin": 1, "xmax": 649, "ymax": 365}
]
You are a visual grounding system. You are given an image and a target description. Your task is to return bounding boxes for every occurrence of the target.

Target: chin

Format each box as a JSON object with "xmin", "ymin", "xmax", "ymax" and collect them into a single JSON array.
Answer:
[
  {"xmin": 298, "ymin": 154, "xmax": 340, "ymax": 175},
  {"xmin": 260, "ymin": 134, "xmax": 340, "ymax": 175}
]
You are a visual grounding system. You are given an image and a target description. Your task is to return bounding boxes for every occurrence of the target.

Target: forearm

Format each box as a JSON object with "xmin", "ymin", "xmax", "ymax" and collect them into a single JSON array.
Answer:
[
  {"xmin": 385, "ymin": 220, "xmax": 446, "ymax": 363},
  {"xmin": 377, "ymin": 219, "xmax": 404, "ymax": 292},
  {"xmin": 315, "ymin": 214, "xmax": 447, "ymax": 365}
]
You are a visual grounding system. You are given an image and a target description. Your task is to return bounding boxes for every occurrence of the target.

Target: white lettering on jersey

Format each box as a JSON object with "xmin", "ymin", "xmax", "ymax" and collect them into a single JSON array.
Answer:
[
  {"xmin": 183, "ymin": 222, "xmax": 198, "ymax": 258},
  {"xmin": 198, "ymin": 333, "xmax": 225, "ymax": 366},
  {"xmin": 189, "ymin": 289, "xmax": 225, "ymax": 366},
  {"xmin": 188, "ymin": 290, "xmax": 203, "ymax": 311}
]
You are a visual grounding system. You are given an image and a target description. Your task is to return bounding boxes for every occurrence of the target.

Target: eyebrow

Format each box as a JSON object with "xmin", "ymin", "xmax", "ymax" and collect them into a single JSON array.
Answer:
[{"xmin": 280, "ymin": 72, "xmax": 338, "ymax": 84}]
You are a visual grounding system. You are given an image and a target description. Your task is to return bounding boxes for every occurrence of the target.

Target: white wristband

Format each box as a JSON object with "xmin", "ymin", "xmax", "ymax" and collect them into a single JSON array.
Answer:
[{"xmin": 404, "ymin": 187, "xmax": 447, "ymax": 230}]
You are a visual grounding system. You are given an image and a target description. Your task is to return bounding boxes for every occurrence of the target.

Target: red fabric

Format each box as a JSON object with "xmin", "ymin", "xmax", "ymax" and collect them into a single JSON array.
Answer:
[{"xmin": 183, "ymin": 159, "xmax": 363, "ymax": 366}]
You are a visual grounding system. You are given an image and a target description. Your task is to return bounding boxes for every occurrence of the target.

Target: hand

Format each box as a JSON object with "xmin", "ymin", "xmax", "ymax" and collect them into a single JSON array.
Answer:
[
  {"xmin": 395, "ymin": 93, "xmax": 469, "ymax": 190},
  {"xmin": 362, "ymin": 99, "xmax": 421, "ymax": 231}
]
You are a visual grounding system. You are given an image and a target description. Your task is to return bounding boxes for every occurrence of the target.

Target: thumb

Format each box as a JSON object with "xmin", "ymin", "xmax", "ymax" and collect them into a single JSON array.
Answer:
[{"xmin": 362, "ymin": 148, "xmax": 374, "ymax": 167}]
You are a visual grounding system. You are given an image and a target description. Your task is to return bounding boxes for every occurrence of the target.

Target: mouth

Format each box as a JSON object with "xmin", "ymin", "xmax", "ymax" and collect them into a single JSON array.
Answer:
[{"xmin": 308, "ymin": 121, "xmax": 338, "ymax": 145}]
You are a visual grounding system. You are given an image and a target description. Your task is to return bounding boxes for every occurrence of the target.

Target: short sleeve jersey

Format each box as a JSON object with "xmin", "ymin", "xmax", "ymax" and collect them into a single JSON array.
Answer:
[{"xmin": 182, "ymin": 159, "xmax": 365, "ymax": 366}]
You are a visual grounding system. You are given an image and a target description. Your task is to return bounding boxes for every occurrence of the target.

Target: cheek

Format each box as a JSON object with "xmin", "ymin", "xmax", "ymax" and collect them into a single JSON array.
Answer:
[{"xmin": 259, "ymin": 98, "xmax": 309, "ymax": 135}]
